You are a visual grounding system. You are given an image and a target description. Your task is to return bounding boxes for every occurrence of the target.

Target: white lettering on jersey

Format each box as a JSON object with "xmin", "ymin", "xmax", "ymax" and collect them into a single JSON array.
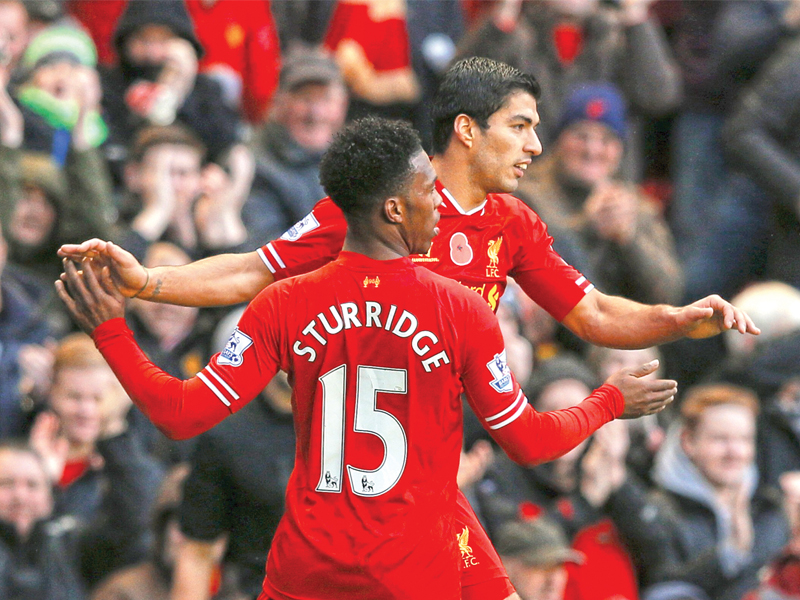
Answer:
[
  {"xmin": 217, "ymin": 328, "xmax": 254, "ymax": 367},
  {"xmin": 295, "ymin": 302, "xmax": 450, "ymax": 369},
  {"xmin": 486, "ymin": 350, "xmax": 513, "ymax": 393},
  {"xmin": 281, "ymin": 212, "xmax": 321, "ymax": 241}
]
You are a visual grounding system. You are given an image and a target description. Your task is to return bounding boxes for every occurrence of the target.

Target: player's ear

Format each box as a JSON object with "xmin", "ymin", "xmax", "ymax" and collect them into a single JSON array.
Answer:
[
  {"xmin": 453, "ymin": 114, "xmax": 476, "ymax": 149},
  {"xmin": 384, "ymin": 196, "xmax": 404, "ymax": 224}
]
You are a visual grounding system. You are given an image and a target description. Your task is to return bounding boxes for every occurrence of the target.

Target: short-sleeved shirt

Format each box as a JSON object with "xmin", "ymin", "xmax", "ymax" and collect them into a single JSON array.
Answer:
[
  {"xmin": 199, "ymin": 252, "xmax": 528, "ymax": 599},
  {"xmin": 256, "ymin": 182, "xmax": 593, "ymax": 319}
]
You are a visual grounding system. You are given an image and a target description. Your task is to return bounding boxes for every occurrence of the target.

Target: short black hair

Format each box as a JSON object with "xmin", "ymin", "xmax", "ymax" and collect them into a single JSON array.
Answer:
[
  {"xmin": 431, "ymin": 57, "xmax": 541, "ymax": 155},
  {"xmin": 320, "ymin": 117, "xmax": 422, "ymax": 222}
]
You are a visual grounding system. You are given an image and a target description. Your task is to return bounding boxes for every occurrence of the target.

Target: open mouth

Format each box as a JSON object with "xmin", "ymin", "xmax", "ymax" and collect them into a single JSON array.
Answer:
[{"xmin": 513, "ymin": 161, "xmax": 530, "ymax": 177}]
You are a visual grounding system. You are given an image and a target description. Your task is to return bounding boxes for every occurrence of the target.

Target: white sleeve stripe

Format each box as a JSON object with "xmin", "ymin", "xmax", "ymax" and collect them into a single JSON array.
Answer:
[
  {"xmin": 485, "ymin": 390, "xmax": 524, "ymax": 422},
  {"xmin": 576, "ymin": 276, "xmax": 586, "ymax": 286},
  {"xmin": 197, "ymin": 372, "xmax": 231, "ymax": 407},
  {"xmin": 489, "ymin": 397, "xmax": 529, "ymax": 430},
  {"xmin": 267, "ymin": 243, "xmax": 287, "ymax": 269},
  {"xmin": 205, "ymin": 366, "xmax": 239, "ymax": 400},
  {"xmin": 257, "ymin": 248, "xmax": 276, "ymax": 273},
  {"xmin": 584, "ymin": 283, "xmax": 595, "ymax": 294}
]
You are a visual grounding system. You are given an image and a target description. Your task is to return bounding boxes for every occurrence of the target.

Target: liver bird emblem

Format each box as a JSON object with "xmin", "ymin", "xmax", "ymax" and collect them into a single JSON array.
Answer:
[{"xmin": 487, "ymin": 237, "xmax": 503, "ymax": 268}]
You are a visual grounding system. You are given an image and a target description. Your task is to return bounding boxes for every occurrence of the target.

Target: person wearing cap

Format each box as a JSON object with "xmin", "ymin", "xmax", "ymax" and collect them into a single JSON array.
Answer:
[
  {"xmin": 100, "ymin": 0, "xmax": 253, "ymax": 215},
  {"xmin": 242, "ymin": 48, "xmax": 348, "ymax": 246},
  {"xmin": 517, "ymin": 82, "xmax": 683, "ymax": 307},
  {"xmin": 496, "ymin": 517, "xmax": 583, "ymax": 600},
  {"xmin": 14, "ymin": 25, "xmax": 109, "ymax": 161}
]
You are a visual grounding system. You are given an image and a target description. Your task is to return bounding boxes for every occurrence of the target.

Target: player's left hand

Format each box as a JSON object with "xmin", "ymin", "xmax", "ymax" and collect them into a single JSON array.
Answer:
[
  {"xmin": 56, "ymin": 257, "xmax": 125, "ymax": 333},
  {"xmin": 675, "ymin": 294, "xmax": 760, "ymax": 338}
]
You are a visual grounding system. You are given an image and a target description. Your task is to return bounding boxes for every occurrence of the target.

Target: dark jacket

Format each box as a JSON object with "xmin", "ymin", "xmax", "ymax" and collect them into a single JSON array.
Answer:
[
  {"xmin": 242, "ymin": 122, "xmax": 327, "ymax": 246},
  {"xmin": 54, "ymin": 431, "xmax": 164, "ymax": 587},
  {"xmin": 0, "ymin": 279, "xmax": 51, "ymax": 439},
  {"xmin": 614, "ymin": 426, "xmax": 789, "ymax": 600},
  {"xmin": 723, "ymin": 36, "xmax": 800, "ymax": 289},
  {"xmin": 0, "ymin": 518, "xmax": 86, "ymax": 600}
]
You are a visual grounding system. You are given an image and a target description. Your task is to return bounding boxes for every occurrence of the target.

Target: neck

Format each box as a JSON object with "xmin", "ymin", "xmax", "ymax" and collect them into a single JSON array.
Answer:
[
  {"xmin": 431, "ymin": 153, "xmax": 487, "ymax": 212},
  {"xmin": 68, "ymin": 441, "xmax": 95, "ymax": 461},
  {"xmin": 341, "ymin": 233, "xmax": 408, "ymax": 261},
  {"xmin": 341, "ymin": 219, "xmax": 410, "ymax": 261}
]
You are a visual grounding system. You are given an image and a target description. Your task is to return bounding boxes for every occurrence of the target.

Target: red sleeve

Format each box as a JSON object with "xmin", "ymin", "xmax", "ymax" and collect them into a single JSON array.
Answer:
[
  {"xmin": 256, "ymin": 198, "xmax": 347, "ymax": 281},
  {"xmin": 458, "ymin": 294, "xmax": 623, "ymax": 466},
  {"xmin": 91, "ymin": 290, "xmax": 284, "ymax": 440},
  {"xmin": 507, "ymin": 201, "xmax": 594, "ymax": 322},
  {"xmin": 242, "ymin": 1, "xmax": 280, "ymax": 123}
]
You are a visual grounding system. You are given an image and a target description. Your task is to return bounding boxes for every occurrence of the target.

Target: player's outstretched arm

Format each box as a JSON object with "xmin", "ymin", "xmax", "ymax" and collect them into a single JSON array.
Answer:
[
  {"xmin": 56, "ymin": 259, "xmax": 266, "ymax": 439},
  {"xmin": 59, "ymin": 239, "xmax": 273, "ymax": 306},
  {"xmin": 562, "ymin": 289, "xmax": 760, "ymax": 349}
]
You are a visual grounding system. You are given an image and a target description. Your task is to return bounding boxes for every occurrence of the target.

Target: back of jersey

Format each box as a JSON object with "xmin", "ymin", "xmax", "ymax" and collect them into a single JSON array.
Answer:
[{"xmin": 259, "ymin": 252, "xmax": 467, "ymax": 600}]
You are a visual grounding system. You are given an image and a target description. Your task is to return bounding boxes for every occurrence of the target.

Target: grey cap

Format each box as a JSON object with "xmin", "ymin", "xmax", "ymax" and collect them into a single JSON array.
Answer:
[
  {"xmin": 279, "ymin": 48, "xmax": 342, "ymax": 92},
  {"xmin": 495, "ymin": 518, "xmax": 584, "ymax": 567}
]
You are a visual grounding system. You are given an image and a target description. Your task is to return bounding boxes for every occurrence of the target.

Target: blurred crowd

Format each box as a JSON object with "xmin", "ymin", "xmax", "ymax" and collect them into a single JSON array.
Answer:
[{"xmin": 2, "ymin": 1, "xmax": 800, "ymax": 600}]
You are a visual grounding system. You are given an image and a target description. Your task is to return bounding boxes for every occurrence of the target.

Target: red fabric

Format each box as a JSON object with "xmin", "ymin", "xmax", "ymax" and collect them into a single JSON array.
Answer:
[
  {"xmin": 66, "ymin": 0, "xmax": 128, "ymax": 65},
  {"xmin": 185, "ymin": 0, "xmax": 280, "ymax": 123},
  {"xmin": 323, "ymin": 0, "xmax": 412, "ymax": 72},
  {"xmin": 553, "ymin": 22, "xmax": 584, "ymax": 66},
  {"xmin": 93, "ymin": 250, "xmax": 619, "ymax": 599},
  {"xmin": 59, "ymin": 458, "xmax": 90, "ymax": 488},
  {"xmin": 564, "ymin": 519, "xmax": 639, "ymax": 600},
  {"xmin": 263, "ymin": 184, "xmax": 592, "ymax": 321},
  {"xmin": 457, "ymin": 491, "xmax": 513, "ymax": 590}
]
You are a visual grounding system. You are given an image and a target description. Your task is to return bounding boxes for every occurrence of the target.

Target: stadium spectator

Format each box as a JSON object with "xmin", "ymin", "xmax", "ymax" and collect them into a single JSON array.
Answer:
[
  {"xmin": 495, "ymin": 516, "xmax": 584, "ymax": 600},
  {"xmin": 0, "ymin": 215, "xmax": 52, "ymax": 439},
  {"xmin": 723, "ymin": 31, "xmax": 800, "ymax": 292},
  {"xmin": 517, "ymin": 82, "xmax": 683, "ymax": 306},
  {"xmin": 30, "ymin": 333, "xmax": 163, "ymax": 587},
  {"xmin": 0, "ymin": 441, "xmax": 86, "ymax": 600},
  {"xmin": 185, "ymin": 0, "xmax": 281, "ymax": 125},
  {"xmin": 323, "ymin": 0, "xmax": 420, "ymax": 114},
  {"xmin": 456, "ymin": 0, "xmax": 682, "ymax": 179},
  {"xmin": 15, "ymin": 26, "xmax": 108, "ymax": 163},
  {"xmin": 242, "ymin": 47, "xmax": 348, "ymax": 245},
  {"xmin": 171, "ymin": 372, "xmax": 295, "ymax": 600},
  {"xmin": 89, "ymin": 465, "xmax": 193, "ymax": 600},
  {"xmin": 668, "ymin": 0, "xmax": 799, "ymax": 302},
  {"xmin": 119, "ymin": 125, "xmax": 246, "ymax": 259},
  {"xmin": 0, "ymin": 0, "xmax": 29, "ymax": 73},
  {"xmin": 100, "ymin": 0, "xmax": 254, "ymax": 213},
  {"xmin": 621, "ymin": 384, "xmax": 789, "ymax": 600},
  {"xmin": 741, "ymin": 470, "xmax": 800, "ymax": 600}
]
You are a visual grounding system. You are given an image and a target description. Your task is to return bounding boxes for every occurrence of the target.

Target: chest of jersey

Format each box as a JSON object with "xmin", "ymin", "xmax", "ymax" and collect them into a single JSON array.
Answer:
[{"xmin": 411, "ymin": 198, "xmax": 511, "ymax": 312}]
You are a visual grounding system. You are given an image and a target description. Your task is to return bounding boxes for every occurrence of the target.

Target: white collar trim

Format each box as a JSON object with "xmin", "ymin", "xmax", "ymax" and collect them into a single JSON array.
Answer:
[{"xmin": 440, "ymin": 187, "xmax": 486, "ymax": 216}]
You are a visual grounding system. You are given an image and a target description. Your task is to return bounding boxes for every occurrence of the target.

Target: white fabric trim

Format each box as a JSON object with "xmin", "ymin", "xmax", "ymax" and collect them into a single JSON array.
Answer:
[
  {"xmin": 489, "ymin": 397, "xmax": 529, "ymax": 430},
  {"xmin": 197, "ymin": 372, "xmax": 231, "ymax": 407},
  {"xmin": 267, "ymin": 243, "xmax": 286, "ymax": 269},
  {"xmin": 257, "ymin": 248, "xmax": 276, "ymax": 274},
  {"xmin": 440, "ymin": 187, "xmax": 486, "ymax": 216},
  {"xmin": 486, "ymin": 390, "xmax": 524, "ymax": 422},
  {"xmin": 205, "ymin": 366, "xmax": 239, "ymax": 400}
]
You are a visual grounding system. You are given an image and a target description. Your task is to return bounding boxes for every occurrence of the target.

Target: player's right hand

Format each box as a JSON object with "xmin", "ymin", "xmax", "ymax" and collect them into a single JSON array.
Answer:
[
  {"xmin": 608, "ymin": 360, "xmax": 677, "ymax": 419},
  {"xmin": 58, "ymin": 240, "xmax": 149, "ymax": 298}
]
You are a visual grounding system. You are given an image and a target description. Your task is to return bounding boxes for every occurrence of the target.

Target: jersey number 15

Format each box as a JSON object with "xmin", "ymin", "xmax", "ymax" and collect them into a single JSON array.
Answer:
[{"xmin": 315, "ymin": 365, "xmax": 408, "ymax": 497}]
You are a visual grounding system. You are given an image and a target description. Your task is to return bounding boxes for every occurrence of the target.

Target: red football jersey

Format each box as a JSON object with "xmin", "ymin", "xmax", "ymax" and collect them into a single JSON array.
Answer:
[
  {"xmin": 258, "ymin": 181, "xmax": 593, "ymax": 318},
  {"xmin": 92, "ymin": 252, "xmax": 622, "ymax": 600}
]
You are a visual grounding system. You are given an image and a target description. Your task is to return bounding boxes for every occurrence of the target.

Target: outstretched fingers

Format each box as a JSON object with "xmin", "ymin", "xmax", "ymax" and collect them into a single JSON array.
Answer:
[{"xmin": 58, "ymin": 238, "xmax": 108, "ymax": 259}]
